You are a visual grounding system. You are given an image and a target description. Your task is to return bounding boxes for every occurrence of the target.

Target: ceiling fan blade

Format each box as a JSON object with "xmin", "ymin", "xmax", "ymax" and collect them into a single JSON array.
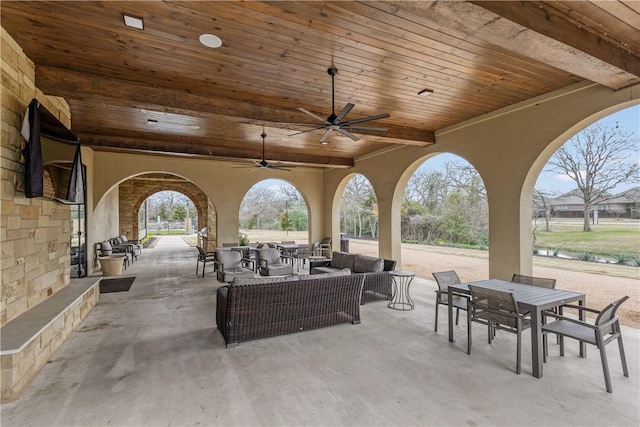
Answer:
[
  {"xmin": 342, "ymin": 125, "xmax": 388, "ymax": 132},
  {"xmin": 298, "ymin": 107, "xmax": 331, "ymax": 124},
  {"xmin": 337, "ymin": 128, "xmax": 359, "ymax": 141},
  {"xmin": 287, "ymin": 126, "xmax": 326, "ymax": 136},
  {"xmin": 342, "ymin": 112, "xmax": 390, "ymax": 126},
  {"xmin": 334, "ymin": 103, "xmax": 355, "ymax": 124},
  {"xmin": 269, "ymin": 165, "xmax": 292, "ymax": 171},
  {"xmin": 319, "ymin": 128, "xmax": 333, "ymax": 143}
]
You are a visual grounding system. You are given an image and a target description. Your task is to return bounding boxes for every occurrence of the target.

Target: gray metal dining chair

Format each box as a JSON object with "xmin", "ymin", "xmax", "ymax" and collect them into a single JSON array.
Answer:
[
  {"xmin": 511, "ymin": 273, "xmax": 558, "ymax": 349},
  {"xmin": 432, "ymin": 270, "xmax": 468, "ymax": 332},
  {"xmin": 511, "ymin": 274, "xmax": 556, "ymax": 288},
  {"xmin": 541, "ymin": 295, "xmax": 629, "ymax": 393},
  {"xmin": 467, "ymin": 285, "xmax": 531, "ymax": 374}
]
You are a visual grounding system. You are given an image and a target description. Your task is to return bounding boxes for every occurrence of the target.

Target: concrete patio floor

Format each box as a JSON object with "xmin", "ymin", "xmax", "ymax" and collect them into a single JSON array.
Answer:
[{"xmin": 2, "ymin": 236, "xmax": 639, "ymax": 426}]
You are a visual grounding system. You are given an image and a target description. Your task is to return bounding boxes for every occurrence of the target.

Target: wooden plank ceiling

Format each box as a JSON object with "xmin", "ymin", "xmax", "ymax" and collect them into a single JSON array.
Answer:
[{"xmin": 2, "ymin": 1, "xmax": 638, "ymax": 168}]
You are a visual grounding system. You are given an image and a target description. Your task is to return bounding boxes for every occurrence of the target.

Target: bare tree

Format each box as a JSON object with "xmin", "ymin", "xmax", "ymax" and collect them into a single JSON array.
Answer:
[
  {"xmin": 404, "ymin": 169, "xmax": 448, "ymax": 211},
  {"xmin": 547, "ymin": 123, "xmax": 639, "ymax": 231},
  {"xmin": 532, "ymin": 188, "xmax": 555, "ymax": 232},
  {"xmin": 341, "ymin": 174, "xmax": 374, "ymax": 238}
]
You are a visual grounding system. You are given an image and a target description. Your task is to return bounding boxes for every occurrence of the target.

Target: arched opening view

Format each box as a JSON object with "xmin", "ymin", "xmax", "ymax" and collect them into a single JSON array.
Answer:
[
  {"xmin": 146, "ymin": 190, "xmax": 198, "ymax": 237},
  {"xmin": 240, "ymin": 179, "xmax": 308, "ymax": 244},
  {"xmin": 340, "ymin": 174, "xmax": 379, "ymax": 255},
  {"xmin": 532, "ymin": 105, "xmax": 640, "ymax": 265},
  {"xmin": 402, "ymin": 154, "xmax": 488, "ymax": 248}
]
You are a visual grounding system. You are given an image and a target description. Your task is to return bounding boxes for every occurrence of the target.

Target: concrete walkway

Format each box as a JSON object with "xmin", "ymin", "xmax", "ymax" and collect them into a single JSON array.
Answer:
[{"xmin": 2, "ymin": 236, "xmax": 639, "ymax": 426}]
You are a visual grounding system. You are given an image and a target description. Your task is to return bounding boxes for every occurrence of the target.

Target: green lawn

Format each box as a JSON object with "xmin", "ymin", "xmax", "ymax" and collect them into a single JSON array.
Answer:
[{"xmin": 534, "ymin": 221, "xmax": 640, "ymax": 257}]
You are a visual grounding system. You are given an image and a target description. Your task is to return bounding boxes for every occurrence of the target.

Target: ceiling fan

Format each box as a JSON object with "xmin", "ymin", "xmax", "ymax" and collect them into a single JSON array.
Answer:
[
  {"xmin": 291, "ymin": 67, "xmax": 390, "ymax": 144},
  {"xmin": 233, "ymin": 131, "xmax": 291, "ymax": 172}
]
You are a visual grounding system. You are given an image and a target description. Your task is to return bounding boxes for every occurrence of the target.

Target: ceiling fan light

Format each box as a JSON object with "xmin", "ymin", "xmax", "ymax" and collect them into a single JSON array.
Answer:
[{"xmin": 418, "ymin": 89, "xmax": 434, "ymax": 97}]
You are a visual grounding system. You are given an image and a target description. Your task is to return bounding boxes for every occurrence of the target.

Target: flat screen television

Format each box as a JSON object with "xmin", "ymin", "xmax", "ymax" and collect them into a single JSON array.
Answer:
[{"xmin": 21, "ymin": 99, "xmax": 85, "ymax": 204}]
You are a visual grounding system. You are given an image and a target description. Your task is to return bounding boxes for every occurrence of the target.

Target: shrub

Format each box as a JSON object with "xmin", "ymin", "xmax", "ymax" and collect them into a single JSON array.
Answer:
[
  {"xmin": 577, "ymin": 251, "xmax": 594, "ymax": 262},
  {"xmin": 238, "ymin": 232, "xmax": 249, "ymax": 246},
  {"xmin": 632, "ymin": 256, "xmax": 640, "ymax": 267},
  {"xmin": 613, "ymin": 252, "xmax": 631, "ymax": 265},
  {"xmin": 552, "ymin": 247, "xmax": 560, "ymax": 256}
]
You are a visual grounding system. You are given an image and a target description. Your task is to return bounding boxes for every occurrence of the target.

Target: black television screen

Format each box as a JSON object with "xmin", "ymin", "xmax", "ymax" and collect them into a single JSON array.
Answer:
[
  {"xmin": 21, "ymin": 99, "xmax": 85, "ymax": 204},
  {"xmin": 41, "ymin": 137, "xmax": 86, "ymax": 204}
]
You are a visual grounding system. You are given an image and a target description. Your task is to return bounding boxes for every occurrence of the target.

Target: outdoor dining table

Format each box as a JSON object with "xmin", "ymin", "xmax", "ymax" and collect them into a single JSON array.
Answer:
[
  {"xmin": 447, "ymin": 279, "xmax": 585, "ymax": 379},
  {"xmin": 277, "ymin": 243, "xmax": 299, "ymax": 266}
]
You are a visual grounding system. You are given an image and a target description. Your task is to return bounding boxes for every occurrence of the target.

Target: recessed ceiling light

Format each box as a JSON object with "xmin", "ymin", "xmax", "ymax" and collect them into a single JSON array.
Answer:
[
  {"xmin": 123, "ymin": 14, "xmax": 144, "ymax": 30},
  {"xmin": 199, "ymin": 33, "xmax": 222, "ymax": 48},
  {"xmin": 418, "ymin": 89, "xmax": 434, "ymax": 97},
  {"xmin": 146, "ymin": 119, "xmax": 158, "ymax": 126}
]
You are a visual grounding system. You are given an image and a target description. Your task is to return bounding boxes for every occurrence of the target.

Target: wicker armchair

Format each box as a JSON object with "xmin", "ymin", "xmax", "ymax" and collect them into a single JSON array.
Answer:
[{"xmin": 542, "ymin": 295, "xmax": 629, "ymax": 392}]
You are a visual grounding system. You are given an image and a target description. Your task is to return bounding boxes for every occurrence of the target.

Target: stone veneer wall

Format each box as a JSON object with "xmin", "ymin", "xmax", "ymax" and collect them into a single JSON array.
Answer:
[
  {"xmin": 118, "ymin": 174, "xmax": 217, "ymax": 249},
  {"xmin": 0, "ymin": 27, "xmax": 73, "ymax": 327}
]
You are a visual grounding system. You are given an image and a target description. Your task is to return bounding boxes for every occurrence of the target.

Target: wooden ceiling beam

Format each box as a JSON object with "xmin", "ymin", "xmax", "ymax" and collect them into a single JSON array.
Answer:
[
  {"xmin": 470, "ymin": 1, "xmax": 640, "ymax": 89},
  {"xmin": 36, "ymin": 66, "xmax": 435, "ymax": 146},
  {"xmin": 78, "ymin": 133, "xmax": 355, "ymax": 168}
]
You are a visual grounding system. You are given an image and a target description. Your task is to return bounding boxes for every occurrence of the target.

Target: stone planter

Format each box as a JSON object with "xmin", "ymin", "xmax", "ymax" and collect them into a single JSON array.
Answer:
[{"xmin": 98, "ymin": 255, "xmax": 126, "ymax": 276}]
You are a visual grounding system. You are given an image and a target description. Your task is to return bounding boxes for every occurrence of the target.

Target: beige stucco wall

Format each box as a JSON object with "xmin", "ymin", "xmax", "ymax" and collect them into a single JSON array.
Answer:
[
  {"xmin": 325, "ymin": 82, "xmax": 640, "ymax": 278},
  {"xmin": 91, "ymin": 154, "xmax": 326, "ymax": 246},
  {"xmin": 0, "ymin": 27, "xmax": 76, "ymax": 326}
]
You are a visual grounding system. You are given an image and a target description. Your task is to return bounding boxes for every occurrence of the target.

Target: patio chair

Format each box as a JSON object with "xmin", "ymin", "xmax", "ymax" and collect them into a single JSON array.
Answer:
[
  {"xmin": 196, "ymin": 246, "xmax": 216, "ymax": 277},
  {"xmin": 432, "ymin": 270, "xmax": 468, "ymax": 332},
  {"xmin": 214, "ymin": 249, "xmax": 255, "ymax": 283},
  {"xmin": 511, "ymin": 274, "xmax": 556, "ymax": 288},
  {"xmin": 541, "ymin": 295, "xmax": 629, "ymax": 393},
  {"xmin": 467, "ymin": 285, "xmax": 531, "ymax": 374},
  {"xmin": 319, "ymin": 237, "xmax": 332, "ymax": 257},
  {"xmin": 257, "ymin": 248, "xmax": 294, "ymax": 277},
  {"xmin": 112, "ymin": 236, "xmax": 141, "ymax": 261},
  {"xmin": 296, "ymin": 242, "xmax": 320, "ymax": 270},
  {"xmin": 512, "ymin": 273, "xmax": 558, "ymax": 348}
]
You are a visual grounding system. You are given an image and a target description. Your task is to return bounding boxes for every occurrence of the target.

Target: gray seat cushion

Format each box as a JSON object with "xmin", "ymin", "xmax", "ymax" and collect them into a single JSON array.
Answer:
[
  {"xmin": 301, "ymin": 268, "xmax": 351, "ymax": 280},
  {"xmin": 233, "ymin": 275, "xmax": 300, "ymax": 286}
]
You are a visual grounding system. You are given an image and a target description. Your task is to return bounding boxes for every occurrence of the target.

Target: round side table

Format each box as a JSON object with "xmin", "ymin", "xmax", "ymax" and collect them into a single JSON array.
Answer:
[{"xmin": 388, "ymin": 270, "xmax": 416, "ymax": 310}]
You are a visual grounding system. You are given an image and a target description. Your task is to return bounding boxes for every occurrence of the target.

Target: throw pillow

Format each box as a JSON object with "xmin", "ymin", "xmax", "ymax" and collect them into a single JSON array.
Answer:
[
  {"xmin": 331, "ymin": 251, "xmax": 355, "ymax": 271},
  {"xmin": 100, "ymin": 240, "xmax": 113, "ymax": 256},
  {"xmin": 353, "ymin": 254, "xmax": 384, "ymax": 273}
]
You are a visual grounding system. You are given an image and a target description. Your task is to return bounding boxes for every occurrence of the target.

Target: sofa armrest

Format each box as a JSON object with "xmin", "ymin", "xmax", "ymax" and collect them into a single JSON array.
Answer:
[
  {"xmin": 309, "ymin": 259, "xmax": 331, "ymax": 270},
  {"xmin": 383, "ymin": 259, "xmax": 396, "ymax": 271}
]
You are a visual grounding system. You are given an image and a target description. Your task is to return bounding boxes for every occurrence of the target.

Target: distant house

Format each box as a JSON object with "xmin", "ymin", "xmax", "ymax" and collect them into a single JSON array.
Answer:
[{"xmin": 549, "ymin": 187, "xmax": 640, "ymax": 218}]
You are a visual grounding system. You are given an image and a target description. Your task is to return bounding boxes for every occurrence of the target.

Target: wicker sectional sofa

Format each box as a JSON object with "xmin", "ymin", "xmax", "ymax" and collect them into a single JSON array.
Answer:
[
  {"xmin": 216, "ymin": 271, "xmax": 365, "ymax": 347},
  {"xmin": 310, "ymin": 251, "xmax": 396, "ymax": 304}
]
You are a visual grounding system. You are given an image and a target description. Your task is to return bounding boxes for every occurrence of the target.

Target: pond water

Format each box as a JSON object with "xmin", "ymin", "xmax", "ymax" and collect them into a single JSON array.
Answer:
[{"xmin": 535, "ymin": 249, "xmax": 616, "ymax": 264}]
